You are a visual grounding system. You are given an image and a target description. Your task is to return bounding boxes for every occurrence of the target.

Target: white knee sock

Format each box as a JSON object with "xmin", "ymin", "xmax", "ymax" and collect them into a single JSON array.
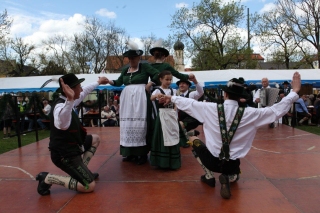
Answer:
[{"xmin": 45, "ymin": 174, "xmax": 73, "ymax": 189}]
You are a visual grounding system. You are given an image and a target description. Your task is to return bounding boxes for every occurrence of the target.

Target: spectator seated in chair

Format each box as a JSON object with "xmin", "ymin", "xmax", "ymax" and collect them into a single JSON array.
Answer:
[
  {"xmin": 295, "ymin": 94, "xmax": 316, "ymax": 126},
  {"xmin": 101, "ymin": 105, "xmax": 117, "ymax": 127}
]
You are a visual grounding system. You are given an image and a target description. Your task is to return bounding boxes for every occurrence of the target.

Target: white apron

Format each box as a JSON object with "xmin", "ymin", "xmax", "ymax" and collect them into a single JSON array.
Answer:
[
  {"xmin": 159, "ymin": 108, "xmax": 179, "ymax": 146},
  {"xmin": 119, "ymin": 84, "xmax": 147, "ymax": 147}
]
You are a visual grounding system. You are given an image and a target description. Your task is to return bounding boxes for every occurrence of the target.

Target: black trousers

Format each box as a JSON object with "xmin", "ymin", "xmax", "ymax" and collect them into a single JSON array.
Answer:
[
  {"xmin": 50, "ymin": 135, "xmax": 95, "ymax": 186},
  {"xmin": 192, "ymin": 140, "xmax": 240, "ymax": 175},
  {"xmin": 181, "ymin": 116, "xmax": 201, "ymax": 131}
]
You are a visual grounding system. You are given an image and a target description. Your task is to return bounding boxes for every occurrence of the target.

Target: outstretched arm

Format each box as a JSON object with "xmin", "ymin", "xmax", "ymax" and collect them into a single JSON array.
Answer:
[
  {"xmin": 73, "ymin": 76, "xmax": 110, "ymax": 106},
  {"xmin": 291, "ymin": 72, "xmax": 301, "ymax": 93}
]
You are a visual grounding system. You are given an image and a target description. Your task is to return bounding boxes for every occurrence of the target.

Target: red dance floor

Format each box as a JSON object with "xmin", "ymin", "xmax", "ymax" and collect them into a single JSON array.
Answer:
[{"xmin": 0, "ymin": 125, "xmax": 320, "ymax": 213}]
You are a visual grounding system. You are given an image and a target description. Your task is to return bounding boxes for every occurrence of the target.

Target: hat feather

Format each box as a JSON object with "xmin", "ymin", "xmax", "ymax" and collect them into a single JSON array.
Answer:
[
  {"xmin": 40, "ymin": 76, "xmax": 60, "ymax": 88},
  {"xmin": 153, "ymin": 39, "xmax": 163, "ymax": 47},
  {"xmin": 127, "ymin": 40, "xmax": 139, "ymax": 50}
]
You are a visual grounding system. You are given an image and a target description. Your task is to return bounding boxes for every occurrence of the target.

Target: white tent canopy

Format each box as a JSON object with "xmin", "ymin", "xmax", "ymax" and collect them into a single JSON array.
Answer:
[{"xmin": 1, "ymin": 69, "xmax": 320, "ymax": 94}]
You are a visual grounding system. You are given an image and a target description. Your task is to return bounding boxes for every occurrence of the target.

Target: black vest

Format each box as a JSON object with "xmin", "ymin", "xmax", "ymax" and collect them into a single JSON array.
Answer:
[
  {"xmin": 49, "ymin": 98, "xmax": 87, "ymax": 158},
  {"xmin": 178, "ymin": 91, "xmax": 191, "ymax": 120},
  {"xmin": 157, "ymin": 88, "xmax": 174, "ymax": 109}
]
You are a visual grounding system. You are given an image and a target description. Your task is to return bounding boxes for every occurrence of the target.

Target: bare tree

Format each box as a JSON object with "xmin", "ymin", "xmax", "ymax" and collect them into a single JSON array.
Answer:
[
  {"xmin": 69, "ymin": 33, "xmax": 94, "ymax": 74},
  {"xmin": 163, "ymin": 35, "xmax": 176, "ymax": 55},
  {"xmin": 277, "ymin": 0, "xmax": 320, "ymax": 67},
  {"xmin": 0, "ymin": 10, "xmax": 13, "ymax": 76},
  {"xmin": 0, "ymin": 9, "xmax": 12, "ymax": 41},
  {"xmin": 105, "ymin": 26, "xmax": 129, "ymax": 72},
  {"xmin": 140, "ymin": 33, "xmax": 157, "ymax": 57},
  {"xmin": 75, "ymin": 18, "xmax": 128, "ymax": 73},
  {"xmin": 257, "ymin": 7, "xmax": 300, "ymax": 69},
  {"xmin": 81, "ymin": 17, "xmax": 109, "ymax": 73},
  {"xmin": 42, "ymin": 34, "xmax": 73, "ymax": 72},
  {"xmin": 9, "ymin": 37, "xmax": 36, "ymax": 76}
]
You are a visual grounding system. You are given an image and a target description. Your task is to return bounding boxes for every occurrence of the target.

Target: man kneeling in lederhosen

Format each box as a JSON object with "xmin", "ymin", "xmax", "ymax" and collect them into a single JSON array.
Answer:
[
  {"xmin": 161, "ymin": 72, "xmax": 302, "ymax": 199},
  {"xmin": 35, "ymin": 73, "xmax": 109, "ymax": 196}
]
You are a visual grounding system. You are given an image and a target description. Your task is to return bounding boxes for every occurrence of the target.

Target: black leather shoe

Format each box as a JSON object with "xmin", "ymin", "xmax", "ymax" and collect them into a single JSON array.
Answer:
[
  {"xmin": 182, "ymin": 144, "xmax": 190, "ymax": 148},
  {"xmin": 93, "ymin": 173, "xmax": 99, "ymax": 180},
  {"xmin": 219, "ymin": 174, "xmax": 231, "ymax": 199},
  {"xmin": 122, "ymin": 155, "xmax": 136, "ymax": 162},
  {"xmin": 136, "ymin": 155, "xmax": 148, "ymax": 165},
  {"xmin": 194, "ymin": 130, "xmax": 200, "ymax": 136},
  {"xmin": 36, "ymin": 172, "xmax": 52, "ymax": 196},
  {"xmin": 201, "ymin": 175, "xmax": 215, "ymax": 187}
]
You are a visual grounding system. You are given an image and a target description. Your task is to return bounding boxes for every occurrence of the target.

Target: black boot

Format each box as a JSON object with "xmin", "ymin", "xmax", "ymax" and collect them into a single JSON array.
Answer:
[
  {"xmin": 136, "ymin": 155, "xmax": 148, "ymax": 165},
  {"xmin": 201, "ymin": 175, "xmax": 215, "ymax": 187},
  {"xmin": 36, "ymin": 172, "xmax": 52, "ymax": 196},
  {"xmin": 122, "ymin": 155, "xmax": 136, "ymax": 162},
  {"xmin": 92, "ymin": 173, "xmax": 99, "ymax": 180}
]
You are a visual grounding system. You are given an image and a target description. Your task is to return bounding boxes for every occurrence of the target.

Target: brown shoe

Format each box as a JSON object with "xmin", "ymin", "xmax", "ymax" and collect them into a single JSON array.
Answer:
[
  {"xmin": 219, "ymin": 174, "xmax": 231, "ymax": 199},
  {"xmin": 308, "ymin": 123, "xmax": 317, "ymax": 126}
]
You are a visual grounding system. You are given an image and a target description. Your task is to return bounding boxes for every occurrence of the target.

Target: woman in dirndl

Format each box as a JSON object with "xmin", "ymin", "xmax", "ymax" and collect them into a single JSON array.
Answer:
[{"xmin": 107, "ymin": 41, "xmax": 160, "ymax": 165}]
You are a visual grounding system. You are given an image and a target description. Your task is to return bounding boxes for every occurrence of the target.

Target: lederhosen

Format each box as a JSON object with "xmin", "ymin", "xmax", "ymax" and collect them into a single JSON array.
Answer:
[
  {"xmin": 49, "ymin": 98, "xmax": 94, "ymax": 186},
  {"xmin": 191, "ymin": 104, "xmax": 244, "ymax": 175},
  {"xmin": 178, "ymin": 91, "xmax": 202, "ymax": 131}
]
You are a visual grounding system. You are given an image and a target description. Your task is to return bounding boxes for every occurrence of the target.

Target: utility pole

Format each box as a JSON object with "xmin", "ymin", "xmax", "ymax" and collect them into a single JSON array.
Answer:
[{"xmin": 247, "ymin": 8, "xmax": 250, "ymax": 50}]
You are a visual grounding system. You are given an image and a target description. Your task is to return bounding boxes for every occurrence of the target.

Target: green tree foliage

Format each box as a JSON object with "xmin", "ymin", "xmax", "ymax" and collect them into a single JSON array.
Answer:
[{"xmin": 170, "ymin": 0, "xmax": 257, "ymax": 70}]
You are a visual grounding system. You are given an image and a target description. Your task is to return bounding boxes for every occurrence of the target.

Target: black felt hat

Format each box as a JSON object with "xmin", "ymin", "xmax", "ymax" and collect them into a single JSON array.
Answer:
[
  {"xmin": 219, "ymin": 78, "xmax": 249, "ymax": 98},
  {"xmin": 150, "ymin": 47, "xmax": 169, "ymax": 57},
  {"xmin": 176, "ymin": 80, "xmax": 192, "ymax": 87},
  {"xmin": 123, "ymin": 49, "xmax": 143, "ymax": 58},
  {"xmin": 57, "ymin": 73, "xmax": 85, "ymax": 93},
  {"xmin": 282, "ymin": 81, "xmax": 290, "ymax": 85}
]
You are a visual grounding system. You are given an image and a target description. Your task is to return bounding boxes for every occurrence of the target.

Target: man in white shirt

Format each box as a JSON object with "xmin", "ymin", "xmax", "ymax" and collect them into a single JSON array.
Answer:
[
  {"xmin": 35, "ymin": 73, "xmax": 109, "ymax": 196},
  {"xmin": 176, "ymin": 78, "xmax": 204, "ymax": 138},
  {"xmin": 162, "ymin": 72, "xmax": 301, "ymax": 199}
]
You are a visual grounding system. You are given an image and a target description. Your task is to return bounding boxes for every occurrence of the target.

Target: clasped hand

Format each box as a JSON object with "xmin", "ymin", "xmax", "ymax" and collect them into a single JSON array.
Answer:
[{"xmin": 97, "ymin": 77, "xmax": 109, "ymax": 85}]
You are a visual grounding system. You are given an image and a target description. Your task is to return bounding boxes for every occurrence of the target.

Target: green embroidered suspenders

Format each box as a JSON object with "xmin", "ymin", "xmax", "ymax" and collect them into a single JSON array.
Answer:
[{"xmin": 217, "ymin": 104, "xmax": 245, "ymax": 161}]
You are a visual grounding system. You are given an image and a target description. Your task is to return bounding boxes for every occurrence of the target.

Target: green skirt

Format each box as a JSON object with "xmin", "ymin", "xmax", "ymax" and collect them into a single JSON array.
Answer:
[{"xmin": 150, "ymin": 114, "xmax": 181, "ymax": 169}]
